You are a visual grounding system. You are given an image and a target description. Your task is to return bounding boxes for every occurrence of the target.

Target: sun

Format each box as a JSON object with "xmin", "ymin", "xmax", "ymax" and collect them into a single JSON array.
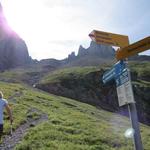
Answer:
[
  {"xmin": 1, "ymin": 0, "xmax": 88, "ymax": 60},
  {"xmin": 1, "ymin": 0, "xmax": 71, "ymax": 42},
  {"xmin": 1, "ymin": 0, "xmax": 74, "ymax": 59},
  {"xmin": 1, "ymin": 0, "xmax": 47, "ymax": 40}
]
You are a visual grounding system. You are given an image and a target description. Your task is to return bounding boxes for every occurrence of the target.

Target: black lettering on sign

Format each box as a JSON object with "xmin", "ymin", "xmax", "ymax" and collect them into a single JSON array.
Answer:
[
  {"xmin": 97, "ymin": 39, "xmax": 114, "ymax": 45},
  {"xmin": 95, "ymin": 31, "xmax": 109, "ymax": 37},
  {"xmin": 96, "ymin": 35, "xmax": 112, "ymax": 40}
]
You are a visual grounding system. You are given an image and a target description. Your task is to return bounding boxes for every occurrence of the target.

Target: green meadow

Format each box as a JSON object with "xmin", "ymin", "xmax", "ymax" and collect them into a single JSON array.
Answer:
[{"xmin": 0, "ymin": 81, "xmax": 150, "ymax": 150}]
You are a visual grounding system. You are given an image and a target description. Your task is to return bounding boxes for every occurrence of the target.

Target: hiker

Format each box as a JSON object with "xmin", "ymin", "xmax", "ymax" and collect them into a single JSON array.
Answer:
[{"xmin": 0, "ymin": 91, "xmax": 13, "ymax": 141}]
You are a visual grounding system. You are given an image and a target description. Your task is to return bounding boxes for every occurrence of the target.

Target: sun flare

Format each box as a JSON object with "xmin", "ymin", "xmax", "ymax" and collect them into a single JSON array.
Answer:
[
  {"xmin": 1, "ymin": 0, "xmax": 70, "ymax": 59},
  {"xmin": 2, "ymin": 0, "xmax": 47, "ymax": 40}
]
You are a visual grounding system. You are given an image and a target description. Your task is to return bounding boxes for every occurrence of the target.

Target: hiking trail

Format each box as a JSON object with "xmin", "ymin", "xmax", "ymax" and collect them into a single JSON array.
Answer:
[
  {"xmin": 0, "ymin": 91, "xmax": 49, "ymax": 150},
  {"xmin": 0, "ymin": 108, "xmax": 48, "ymax": 150}
]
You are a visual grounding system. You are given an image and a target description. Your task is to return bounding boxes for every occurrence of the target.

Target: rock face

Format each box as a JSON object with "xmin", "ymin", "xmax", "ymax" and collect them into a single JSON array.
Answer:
[
  {"xmin": 77, "ymin": 45, "xmax": 87, "ymax": 57},
  {"xmin": 0, "ymin": 3, "xmax": 31, "ymax": 71},
  {"xmin": 65, "ymin": 41, "xmax": 115, "ymax": 67},
  {"xmin": 68, "ymin": 52, "xmax": 76, "ymax": 61},
  {"xmin": 78, "ymin": 41, "xmax": 115, "ymax": 58},
  {"xmin": 0, "ymin": 36, "xmax": 30, "ymax": 70}
]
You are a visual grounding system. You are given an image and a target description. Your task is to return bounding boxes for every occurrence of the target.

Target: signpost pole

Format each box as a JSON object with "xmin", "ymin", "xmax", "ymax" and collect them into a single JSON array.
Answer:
[
  {"xmin": 128, "ymin": 103, "xmax": 143, "ymax": 150},
  {"xmin": 125, "ymin": 65, "xmax": 143, "ymax": 150}
]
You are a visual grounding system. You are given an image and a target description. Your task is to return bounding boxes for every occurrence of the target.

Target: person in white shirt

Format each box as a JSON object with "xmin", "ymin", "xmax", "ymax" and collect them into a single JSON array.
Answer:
[{"xmin": 0, "ymin": 91, "xmax": 13, "ymax": 141}]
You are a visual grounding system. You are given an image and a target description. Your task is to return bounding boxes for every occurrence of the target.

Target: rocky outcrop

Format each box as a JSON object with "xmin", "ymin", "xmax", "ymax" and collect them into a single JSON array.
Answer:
[
  {"xmin": 64, "ymin": 41, "xmax": 115, "ymax": 67},
  {"xmin": 78, "ymin": 45, "xmax": 88, "ymax": 57},
  {"xmin": 67, "ymin": 52, "xmax": 76, "ymax": 61},
  {"xmin": 78, "ymin": 41, "xmax": 115, "ymax": 58},
  {"xmin": 0, "ymin": 3, "xmax": 31, "ymax": 71},
  {"xmin": 0, "ymin": 36, "xmax": 31, "ymax": 70}
]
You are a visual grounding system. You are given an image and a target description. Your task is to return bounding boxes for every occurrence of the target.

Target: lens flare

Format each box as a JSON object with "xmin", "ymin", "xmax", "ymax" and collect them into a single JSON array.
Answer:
[{"xmin": 124, "ymin": 128, "xmax": 134, "ymax": 138}]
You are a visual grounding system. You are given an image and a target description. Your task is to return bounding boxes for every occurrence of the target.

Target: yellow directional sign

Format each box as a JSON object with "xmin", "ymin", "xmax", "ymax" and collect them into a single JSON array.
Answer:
[
  {"xmin": 116, "ymin": 36, "xmax": 150, "ymax": 60},
  {"xmin": 89, "ymin": 30, "xmax": 129, "ymax": 48}
]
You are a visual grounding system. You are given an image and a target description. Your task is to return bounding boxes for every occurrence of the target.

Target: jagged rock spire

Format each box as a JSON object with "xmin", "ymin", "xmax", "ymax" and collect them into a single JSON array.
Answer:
[
  {"xmin": 0, "ymin": 2, "xmax": 31, "ymax": 70},
  {"xmin": 0, "ymin": 2, "xmax": 2, "ymax": 11},
  {"xmin": 0, "ymin": 1, "xmax": 9, "ymax": 38},
  {"xmin": 0, "ymin": 2, "xmax": 4, "ymax": 21}
]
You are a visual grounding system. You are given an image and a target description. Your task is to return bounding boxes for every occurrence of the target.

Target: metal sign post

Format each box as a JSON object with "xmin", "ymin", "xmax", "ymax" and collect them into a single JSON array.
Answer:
[
  {"xmin": 102, "ymin": 61, "xmax": 143, "ymax": 150},
  {"xmin": 116, "ymin": 67, "xmax": 143, "ymax": 150},
  {"xmin": 128, "ymin": 103, "xmax": 143, "ymax": 150}
]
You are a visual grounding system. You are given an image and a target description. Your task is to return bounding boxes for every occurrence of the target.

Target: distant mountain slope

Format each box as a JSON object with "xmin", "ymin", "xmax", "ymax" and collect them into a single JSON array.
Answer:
[
  {"xmin": 39, "ymin": 40, "xmax": 150, "ymax": 69},
  {"xmin": 38, "ymin": 41, "xmax": 116, "ymax": 69},
  {"xmin": 0, "ymin": 81, "xmax": 150, "ymax": 149},
  {"xmin": 0, "ymin": 3, "xmax": 31, "ymax": 71}
]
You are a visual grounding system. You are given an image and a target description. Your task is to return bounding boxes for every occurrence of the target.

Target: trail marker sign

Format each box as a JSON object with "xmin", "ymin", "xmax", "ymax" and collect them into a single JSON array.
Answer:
[
  {"xmin": 116, "ymin": 36, "xmax": 150, "ymax": 60},
  {"xmin": 89, "ymin": 30, "xmax": 129, "ymax": 48},
  {"xmin": 102, "ymin": 61, "xmax": 125, "ymax": 84},
  {"xmin": 102, "ymin": 67, "xmax": 115, "ymax": 84},
  {"xmin": 115, "ymin": 69, "xmax": 135, "ymax": 106}
]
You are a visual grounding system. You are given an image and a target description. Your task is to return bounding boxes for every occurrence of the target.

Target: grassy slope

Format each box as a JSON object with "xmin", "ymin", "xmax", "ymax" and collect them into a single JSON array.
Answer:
[
  {"xmin": 0, "ymin": 68, "xmax": 36, "ymax": 83},
  {"xmin": 39, "ymin": 62, "xmax": 150, "ymax": 85},
  {"xmin": 0, "ymin": 63, "xmax": 49, "ymax": 84},
  {"xmin": 0, "ymin": 81, "xmax": 150, "ymax": 150},
  {"xmin": 129, "ymin": 61, "xmax": 150, "ymax": 76},
  {"xmin": 129, "ymin": 62, "xmax": 150, "ymax": 89},
  {"xmin": 39, "ymin": 66, "xmax": 101, "ymax": 84},
  {"xmin": 0, "ymin": 62, "xmax": 149, "ymax": 86}
]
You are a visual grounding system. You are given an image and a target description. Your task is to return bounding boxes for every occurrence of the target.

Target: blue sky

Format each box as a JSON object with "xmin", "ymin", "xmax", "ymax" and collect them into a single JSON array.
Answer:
[{"xmin": 1, "ymin": 0, "xmax": 150, "ymax": 60}]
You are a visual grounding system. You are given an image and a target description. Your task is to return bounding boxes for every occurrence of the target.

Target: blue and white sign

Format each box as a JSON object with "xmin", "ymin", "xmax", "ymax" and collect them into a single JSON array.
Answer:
[
  {"xmin": 102, "ymin": 61, "xmax": 135, "ymax": 106},
  {"xmin": 102, "ymin": 60, "xmax": 126, "ymax": 84},
  {"xmin": 115, "ymin": 68, "xmax": 129, "ymax": 87},
  {"xmin": 102, "ymin": 67, "xmax": 115, "ymax": 84},
  {"xmin": 114, "ymin": 60, "xmax": 126, "ymax": 77}
]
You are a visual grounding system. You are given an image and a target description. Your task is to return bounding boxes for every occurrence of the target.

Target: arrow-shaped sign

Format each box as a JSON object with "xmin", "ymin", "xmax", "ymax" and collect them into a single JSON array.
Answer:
[
  {"xmin": 116, "ymin": 36, "xmax": 150, "ymax": 60},
  {"xmin": 102, "ymin": 61, "xmax": 126, "ymax": 84},
  {"xmin": 89, "ymin": 30, "xmax": 129, "ymax": 48}
]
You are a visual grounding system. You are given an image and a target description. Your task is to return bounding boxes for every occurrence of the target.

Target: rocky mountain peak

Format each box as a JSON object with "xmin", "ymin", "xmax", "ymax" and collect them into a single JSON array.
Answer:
[
  {"xmin": 89, "ymin": 41, "xmax": 115, "ymax": 58},
  {"xmin": 68, "ymin": 52, "xmax": 76, "ymax": 61},
  {"xmin": 65, "ymin": 41, "xmax": 115, "ymax": 66},
  {"xmin": 78, "ymin": 45, "xmax": 87, "ymax": 57},
  {"xmin": 0, "ymin": 3, "xmax": 31, "ymax": 71},
  {"xmin": 77, "ymin": 41, "xmax": 115, "ymax": 58}
]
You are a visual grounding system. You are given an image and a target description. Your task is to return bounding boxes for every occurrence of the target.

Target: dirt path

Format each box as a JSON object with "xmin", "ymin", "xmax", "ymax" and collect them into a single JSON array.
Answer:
[{"xmin": 0, "ymin": 108, "xmax": 48, "ymax": 150}]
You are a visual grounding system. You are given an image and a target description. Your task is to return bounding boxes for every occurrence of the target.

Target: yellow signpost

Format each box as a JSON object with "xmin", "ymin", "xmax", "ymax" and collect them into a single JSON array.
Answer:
[
  {"xmin": 89, "ymin": 30, "xmax": 129, "ymax": 48},
  {"xmin": 116, "ymin": 36, "xmax": 150, "ymax": 60}
]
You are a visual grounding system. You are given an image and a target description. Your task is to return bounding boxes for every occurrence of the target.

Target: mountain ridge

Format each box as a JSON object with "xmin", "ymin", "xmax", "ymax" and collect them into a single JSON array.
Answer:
[{"xmin": 39, "ymin": 41, "xmax": 150, "ymax": 68}]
